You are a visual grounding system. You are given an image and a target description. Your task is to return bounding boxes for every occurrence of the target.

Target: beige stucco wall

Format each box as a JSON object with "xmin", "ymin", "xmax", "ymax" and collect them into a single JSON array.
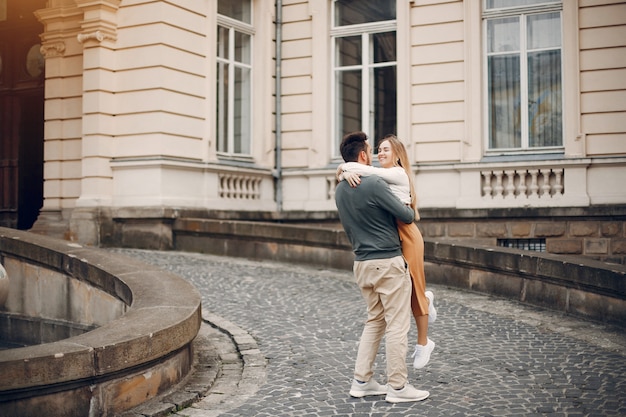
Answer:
[
  {"xmin": 410, "ymin": 0, "xmax": 465, "ymax": 164},
  {"xmin": 579, "ymin": 1, "xmax": 626, "ymax": 156},
  {"xmin": 32, "ymin": 0, "xmax": 626, "ymax": 244}
]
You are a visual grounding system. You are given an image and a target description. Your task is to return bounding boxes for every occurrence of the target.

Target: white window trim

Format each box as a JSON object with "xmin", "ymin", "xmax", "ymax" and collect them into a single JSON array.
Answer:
[
  {"xmin": 216, "ymin": 9, "xmax": 255, "ymax": 158},
  {"xmin": 463, "ymin": 1, "xmax": 580, "ymax": 162},
  {"xmin": 483, "ymin": 1, "xmax": 561, "ymax": 18},
  {"xmin": 481, "ymin": 1, "xmax": 567, "ymax": 156},
  {"xmin": 217, "ymin": 14, "xmax": 255, "ymax": 35},
  {"xmin": 330, "ymin": 12, "xmax": 397, "ymax": 156}
]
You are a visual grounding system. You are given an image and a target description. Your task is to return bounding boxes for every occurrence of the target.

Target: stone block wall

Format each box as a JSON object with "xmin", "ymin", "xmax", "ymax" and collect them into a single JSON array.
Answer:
[
  {"xmin": 418, "ymin": 207, "xmax": 626, "ymax": 265},
  {"xmin": 68, "ymin": 205, "xmax": 626, "ymax": 266},
  {"xmin": 171, "ymin": 218, "xmax": 626, "ymax": 326}
]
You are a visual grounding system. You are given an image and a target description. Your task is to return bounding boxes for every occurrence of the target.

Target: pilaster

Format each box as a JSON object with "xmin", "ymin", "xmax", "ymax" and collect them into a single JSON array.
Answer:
[
  {"xmin": 72, "ymin": 0, "xmax": 122, "ymax": 244},
  {"xmin": 32, "ymin": 4, "xmax": 84, "ymax": 239},
  {"xmin": 73, "ymin": 0, "xmax": 121, "ymax": 210}
]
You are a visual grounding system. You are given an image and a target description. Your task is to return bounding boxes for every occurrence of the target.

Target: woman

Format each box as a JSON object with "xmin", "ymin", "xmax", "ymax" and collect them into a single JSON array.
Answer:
[{"xmin": 337, "ymin": 134, "xmax": 437, "ymax": 369}]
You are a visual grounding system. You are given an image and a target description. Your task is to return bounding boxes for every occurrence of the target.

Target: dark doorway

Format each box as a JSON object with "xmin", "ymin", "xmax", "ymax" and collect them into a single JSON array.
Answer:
[{"xmin": 0, "ymin": 0, "xmax": 45, "ymax": 229}]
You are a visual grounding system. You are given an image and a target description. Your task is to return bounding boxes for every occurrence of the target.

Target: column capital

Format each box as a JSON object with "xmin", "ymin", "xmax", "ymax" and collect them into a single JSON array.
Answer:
[
  {"xmin": 40, "ymin": 42, "xmax": 66, "ymax": 58},
  {"xmin": 75, "ymin": 0, "xmax": 122, "ymax": 45},
  {"xmin": 35, "ymin": 5, "xmax": 83, "ymax": 58}
]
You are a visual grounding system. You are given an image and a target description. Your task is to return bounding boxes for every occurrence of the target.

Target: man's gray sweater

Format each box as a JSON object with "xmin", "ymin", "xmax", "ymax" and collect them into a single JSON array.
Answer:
[{"xmin": 335, "ymin": 174, "xmax": 415, "ymax": 261}]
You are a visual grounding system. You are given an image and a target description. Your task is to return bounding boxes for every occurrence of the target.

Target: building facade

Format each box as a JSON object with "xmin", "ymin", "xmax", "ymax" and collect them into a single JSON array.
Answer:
[{"xmin": 1, "ymin": 0, "xmax": 625, "ymax": 261}]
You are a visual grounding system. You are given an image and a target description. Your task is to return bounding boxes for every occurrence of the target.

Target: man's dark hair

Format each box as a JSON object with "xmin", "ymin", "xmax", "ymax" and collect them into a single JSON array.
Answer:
[{"xmin": 339, "ymin": 131, "xmax": 368, "ymax": 162}]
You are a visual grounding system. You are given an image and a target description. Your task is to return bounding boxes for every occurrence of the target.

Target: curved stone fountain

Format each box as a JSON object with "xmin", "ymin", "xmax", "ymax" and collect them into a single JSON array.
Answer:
[{"xmin": 0, "ymin": 227, "xmax": 202, "ymax": 416}]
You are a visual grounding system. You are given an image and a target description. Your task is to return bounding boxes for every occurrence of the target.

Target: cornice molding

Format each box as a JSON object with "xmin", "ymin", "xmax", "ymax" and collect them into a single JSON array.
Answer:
[{"xmin": 35, "ymin": 5, "xmax": 82, "ymax": 58}]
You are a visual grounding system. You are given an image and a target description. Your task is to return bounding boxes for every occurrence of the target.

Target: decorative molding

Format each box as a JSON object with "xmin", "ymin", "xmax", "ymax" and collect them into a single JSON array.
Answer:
[
  {"xmin": 40, "ymin": 42, "xmax": 66, "ymax": 58},
  {"xmin": 75, "ymin": 0, "xmax": 122, "ymax": 45},
  {"xmin": 34, "ymin": 5, "xmax": 83, "ymax": 56},
  {"xmin": 77, "ymin": 30, "xmax": 112, "ymax": 44}
]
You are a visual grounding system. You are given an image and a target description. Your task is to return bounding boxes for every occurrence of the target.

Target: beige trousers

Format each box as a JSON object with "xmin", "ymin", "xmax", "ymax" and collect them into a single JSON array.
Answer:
[{"xmin": 353, "ymin": 255, "xmax": 411, "ymax": 389}]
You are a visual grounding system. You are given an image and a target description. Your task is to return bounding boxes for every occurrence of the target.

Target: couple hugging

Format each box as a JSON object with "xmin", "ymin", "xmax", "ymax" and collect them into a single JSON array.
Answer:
[{"xmin": 335, "ymin": 131, "xmax": 437, "ymax": 404}]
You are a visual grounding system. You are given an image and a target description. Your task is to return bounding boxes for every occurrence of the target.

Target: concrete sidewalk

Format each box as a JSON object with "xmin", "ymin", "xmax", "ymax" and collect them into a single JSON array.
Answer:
[{"xmin": 119, "ymin": 249, "xmax": 626, "ymax": 417}]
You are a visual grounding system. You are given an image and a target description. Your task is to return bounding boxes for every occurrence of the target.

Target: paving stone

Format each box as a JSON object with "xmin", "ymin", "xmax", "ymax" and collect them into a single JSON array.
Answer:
[
  {"xmin": 130, "ymin": 401, "xmax": 176, "ymax": 417},
  {"xmin": 163, "ymin": 391, "xmax": 199, "ymax": 411},
  {"xmin": 116, "ymin": 249, "xmax": 626, "ymax": 417}
]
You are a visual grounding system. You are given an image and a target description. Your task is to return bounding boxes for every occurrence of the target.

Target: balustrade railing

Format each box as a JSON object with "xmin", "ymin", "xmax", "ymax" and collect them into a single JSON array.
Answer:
[
  {"xmin": 481, "ymin": 168, "xmax": 564, "ymax": 200},
  {"xmin": 219, "ymin": 173, "xmax": 262, "ymax": 200}
]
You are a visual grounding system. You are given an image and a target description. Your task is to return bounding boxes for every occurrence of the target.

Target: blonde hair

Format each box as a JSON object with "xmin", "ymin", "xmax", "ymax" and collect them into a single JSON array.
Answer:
[{"xmin": 381, "ymin": 134, "xmax": 418, "ymax": 211}]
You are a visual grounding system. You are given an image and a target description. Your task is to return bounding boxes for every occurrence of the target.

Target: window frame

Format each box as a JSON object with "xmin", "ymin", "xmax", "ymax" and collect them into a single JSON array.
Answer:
[
  {"xmin": 216, "ymin": 9, "xmax": 254, "ymax": 158},
  {"xmin": 330, "ymin": 2, "xmax": 397, "ymax": 156},
  {"xmin": 482, "ymin": 0, "xmax": 564, "ymax": 155}
]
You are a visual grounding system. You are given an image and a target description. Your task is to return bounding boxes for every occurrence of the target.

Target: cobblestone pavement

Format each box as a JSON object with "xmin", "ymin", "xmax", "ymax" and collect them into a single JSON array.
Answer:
[{"xmin": 117, "ymin": 249, "xmax": 626, "ymax": 417}]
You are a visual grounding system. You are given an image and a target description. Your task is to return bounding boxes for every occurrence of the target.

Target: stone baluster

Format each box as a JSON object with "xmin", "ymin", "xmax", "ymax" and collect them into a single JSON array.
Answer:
[
  {"xmin": 540, "ymin": 170, "xmax": 552, "ymax": 197},
  {"xmin": 240, "ymin": 177, "xmax": 247, "ymax": 199},
  {"xmin": 518, "ymin": 170, "xmax": 528, "ymax": 198},
  {"xmin": 237, "ymin": 177, "xmax": 244, "ymax": 198},
  {"xmin": 218, "ymin": 176, "xmax": 225, "ymax": 197},
  {"xmin": 249, "ymin": 178, "xmax": 255, "ymax": 199},
  {"xmin": 328, "ymin": 178, "xmax": 335, "ymax": 199},
  {"xmin": 248, "ymin": 177, "xmax": 256, "ymax": 199},
  {"xmin": 553, "ymin": 169, "xmax": 564, "ymax": 195},
  {"xmin": 505, "ymin": 170, "xmax": 516, "ymax": 198},
  {"xmin": 242, "ymin": 177, "xmax": 248, "ymax": 198},
  {"xmin": 494, "ymin": 171, "xmax": 504, "ymax": 198},
  {"xmin": 243, "ymin": 177, "xmax": 249, "ymax": 199},
  {"xmin": 481, "ymin": 171, "xmax": 493, "ymax": 198},
  {"xmin": 226, "ymin": 175, "xmax": 233, "ymax": 198},
  {"xmin": 529, "ymin": 170, "xmax": 539, "ymax": 197}
]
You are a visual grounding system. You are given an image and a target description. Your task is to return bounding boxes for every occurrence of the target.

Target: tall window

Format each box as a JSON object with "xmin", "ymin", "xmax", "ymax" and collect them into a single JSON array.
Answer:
[
  {"xmin": 484, "ymin": 0, "xmax": 563, "ymax": 152},
  {"xmin": 332, "ymin": 0, "xmax": 397, "ymax": 153},
  {"xmin": 217, "ymin": 0, "xmax": 252, "ymax": 155}
]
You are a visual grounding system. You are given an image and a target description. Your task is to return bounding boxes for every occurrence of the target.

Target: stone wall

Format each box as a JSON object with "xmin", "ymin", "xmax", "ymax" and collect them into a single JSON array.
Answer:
[
  {"xmin": 85, "ymin": 206, "xmax": 626, "ymax": 265},
  {"xmin": 172, "ymin": 218, "xmax": 626, "ymax": 327},
  {"xmin": 418, "ymin": 206, "xmax": 626, "ymax": 265}
]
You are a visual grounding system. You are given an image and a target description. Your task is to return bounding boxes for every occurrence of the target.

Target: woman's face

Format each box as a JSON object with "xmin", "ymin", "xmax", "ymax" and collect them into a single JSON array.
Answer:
[{"xmin": 377, "ymin": 140, "xmax": 395, "ymax": 168}]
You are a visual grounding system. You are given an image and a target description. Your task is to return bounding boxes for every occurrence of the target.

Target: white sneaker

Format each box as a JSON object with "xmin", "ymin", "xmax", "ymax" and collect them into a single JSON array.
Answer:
[
  {"xmin": 385, "ymin": 383, "xmax": 430, "ymax": 403},
  {"xmin": 425, "ymin": 290, "xmax": 437, "ymax": 324},
  {"xmin": 412, "ymin": 338, "xmax": 435, "ymax": 369},
  {"xmin": 349, "ymin": 378, "xmax": 387, "ymax": 397}
]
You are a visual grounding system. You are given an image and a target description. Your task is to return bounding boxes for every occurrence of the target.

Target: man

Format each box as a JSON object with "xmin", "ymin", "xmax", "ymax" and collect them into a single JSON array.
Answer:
[{"xmin": 335, "ymin": 131, "xmax": 430, "ymax": 403}]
